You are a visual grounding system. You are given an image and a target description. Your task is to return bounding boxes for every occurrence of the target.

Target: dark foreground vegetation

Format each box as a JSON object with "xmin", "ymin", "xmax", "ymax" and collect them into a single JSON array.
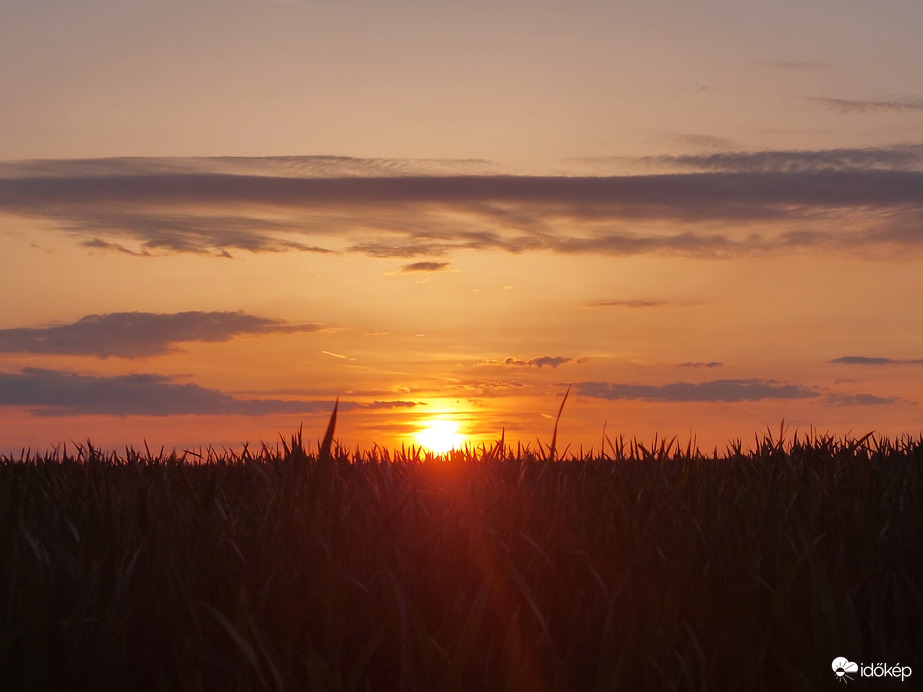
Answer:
[{"xmin": 1, "ymin": 428, "xmax": 922, "ymax": 691}]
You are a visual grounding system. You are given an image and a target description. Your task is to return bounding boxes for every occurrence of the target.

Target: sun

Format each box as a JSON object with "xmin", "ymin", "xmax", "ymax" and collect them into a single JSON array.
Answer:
[{"xmin": 415, "ymin": 419, "xmax": 465, "ymax": 455}]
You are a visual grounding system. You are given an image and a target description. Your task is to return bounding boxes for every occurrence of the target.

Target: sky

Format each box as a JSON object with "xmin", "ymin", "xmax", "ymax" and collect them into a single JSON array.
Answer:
[{"xmin": 1, "ymin": 0, "xmax": 922, "ymax": 455}]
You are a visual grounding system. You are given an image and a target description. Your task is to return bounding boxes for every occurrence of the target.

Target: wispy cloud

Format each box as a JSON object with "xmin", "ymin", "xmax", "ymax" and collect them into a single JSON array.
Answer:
[
  {"xmin": 808, "ymin": 96, "xmax": 923, "ymax": 114},
  {"xmin": 679, "ymin": 361, "xmax": 723, "ymax": 369},
  {"xmin": 650, "ymin": 144, "xmax": 923, "ymax": 173},
  {"xmin": 574, "ymin": 379, "xmax": 818, "ymax": 402},
  {"xmin": 584, "ymin": 299, "xmax": 701, "ymax": 309},
  {"xmin": 477, "ymin": 356, "xmax": 588, "ymax": 369},
  {"xmin": 0, "ymin": 312, "xmax": 322, "ymax": 358},
  {"xmin": 2, "ymin": 155, "xmax": 922, "ymax": 259},
  {"xmin": 0, "ymin": 155, "xmax": 501, "ymax": 182},
  {"xmin": 83, "ymin": 238, "xmax": 147, "ymax": 256},
  {"xmin": 446, "ymin": 380, "xmax": 530, "ymax": 396},
  {"xmin": 400, "ymin": 261, "xmax": 450, "ymax": 273},
  {"xmin": 0, "ymin": 367, "xmax": 344, "ymax": 417},
  {"xmin": 824, "ymin": 393, "xmax": 899, "ymax": 407},
  {"xmin": 830, "ymin": 355, "xmax": 923, "ymax": 365},
  {"xmin": 365, "ymin": 400, "xmax": 422, "ymax": 409},
  {"xmin": 584, "ymin": 299, "xmax": 667, "ymax": 309}
]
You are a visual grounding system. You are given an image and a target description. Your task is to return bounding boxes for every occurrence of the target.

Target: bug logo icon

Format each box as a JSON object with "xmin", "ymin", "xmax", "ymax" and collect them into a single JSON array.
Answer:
[{"xmin": 833, "ymin": 657, "xmax": 859, "ymax": 683}]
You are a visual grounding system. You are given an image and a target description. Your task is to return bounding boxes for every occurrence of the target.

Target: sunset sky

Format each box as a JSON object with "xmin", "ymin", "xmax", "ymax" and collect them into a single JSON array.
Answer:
[{"xmin": 2, "ymin": 0, "xmax": 922, "ymax": 454}]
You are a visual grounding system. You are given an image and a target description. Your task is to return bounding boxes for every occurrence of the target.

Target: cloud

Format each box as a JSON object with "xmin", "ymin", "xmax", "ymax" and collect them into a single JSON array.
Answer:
[
  {"xmin": 446, "ymin": 380, "xmax": 530, "ymax": 396},
  {"xmin": 679, "ymin": 361, "xmax": 723, "ymax": 368},
  {"xmin": 400, "ymin": 261, "xmax": 450, "ymax": 273},
  {"xmin": 73, "ymin": 213, "xmax": 333, "ymax": 257},
  {"xmin": 0, "ymin": 155, "xmax": 501, "ymax": 181},
  {"xmin": 477, "ymin": 356, "xmax": 587, "ymax": 369},
  {"xmin": 364, "ymin": 400, "xmax": 422, "ymax": 409},
  {"xmin": 0, "ymin": 367, "xmax": 344, "ymax": 417},
  {"xmin": 825, "ymin": 393, "xmax": 898, "ymax": 407},
  {"xmin": 650, "ymin": 144, "xmax": 923, "ymax": 173},
  {"xmin": 1, "ymin": 155, "xmax": 922, "ymax": 260},
  {"xmin": 830, "ymin": 355, "xmax": 923, "ymax": 365},
  {"xmin": 0, "ymin": 311, "xmax": 322, "ymax": 358},
  {"xmin": 808, "ymin": 97, "xmax": 923, "ymax": 114},
  {"xmin": 584, "ymin": 299, "xmax": 698, "ymax": 309},
  {"xmin": 574, "ymin": 379, "xmax": 818, "ymax": 402},
  {"xmin": 584, "ymin": 299, "xmax": 667, "ymax": 308},
  {"xmin": 83, "ymin": 238, "xmax": 147, "ymax": 256}
]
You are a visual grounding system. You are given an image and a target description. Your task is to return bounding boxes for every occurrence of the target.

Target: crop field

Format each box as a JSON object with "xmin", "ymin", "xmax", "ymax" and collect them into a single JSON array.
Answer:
[{"xmin": 1, "ymin": 424, "xmax": 921, "ymax": 691}]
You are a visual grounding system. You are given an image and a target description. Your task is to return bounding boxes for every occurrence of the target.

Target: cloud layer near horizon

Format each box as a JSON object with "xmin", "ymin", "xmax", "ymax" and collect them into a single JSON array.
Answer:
[
  {"xmin": 575, "ymin": 379, "xmax": 818, "ymax": 403},
  {"xmin": 574, "ymin": 379, "xmax": 896, "ymax": 407},
  {"xmin": 830, "ymin": 355, "xmax": 923, "ymax": 365},
  {"xmin": 0, "ymin": 311, "xmax": 321, "ymax": 358},
  {"xmin": 0, "ymin": 367, "xmax": 417, "ymax": 417},
  {"xmin": 1, "ymin": 149, "xmax": 922, "ymax": 259}
]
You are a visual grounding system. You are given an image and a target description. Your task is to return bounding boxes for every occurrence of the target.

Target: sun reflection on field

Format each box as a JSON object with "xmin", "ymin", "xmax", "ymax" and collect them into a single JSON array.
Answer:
[{"xmin": 414, "ymin": 419, "xmax": 465, "ymax": 454}]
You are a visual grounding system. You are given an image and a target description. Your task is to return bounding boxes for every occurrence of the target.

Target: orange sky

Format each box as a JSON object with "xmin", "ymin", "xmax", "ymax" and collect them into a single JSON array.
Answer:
[{"xmin": 2, "ymin": 1, "xmax": 922, "ymax": 454}]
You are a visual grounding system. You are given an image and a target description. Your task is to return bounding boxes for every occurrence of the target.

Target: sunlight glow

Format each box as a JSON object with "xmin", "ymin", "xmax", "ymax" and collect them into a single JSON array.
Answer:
[{"xmin": 415, "ymin": 419, "xmax": 465, "ymax": 454}]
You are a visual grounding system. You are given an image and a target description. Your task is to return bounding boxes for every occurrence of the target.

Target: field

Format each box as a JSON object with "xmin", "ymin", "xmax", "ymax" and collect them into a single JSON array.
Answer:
[{"xmin": 1, "ymin": 424, "xmax": 921, "ymax": 691}]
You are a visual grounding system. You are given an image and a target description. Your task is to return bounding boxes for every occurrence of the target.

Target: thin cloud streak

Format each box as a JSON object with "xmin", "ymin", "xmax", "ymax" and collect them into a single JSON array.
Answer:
[
  {"xmin": 477, "ymin": 356, "xmax": 588, "ymax": 369},
  {"xmin": 650, "ymin": 144, "xmax": 923, "ymax": 173},
  {"xmin": 575, "ymin": 379, "xmax": 818, "ymax": 402},
  {"xmin": 0, "ymin": 368, "xmax": 344, "ymax": 417},
  {"xmin": 585, "ymin": 299, "xmax": 695, "ymax": 308},
  {"xmin": 0, "ymin": 156, "xmax": 502, "ymax": 181},
  {"xmin": 808, "ymin": 97, "xmax": 923, "ymax": 114},
  {"xmin": 0, "ymin": 367, "xmax": 422, "ymax": 417},
  {"xmin": 0, "ymin": 312, "xmax": 323, "ymax": 358},
  {"xmin": 830, "ymin": 355, "xmax": 923, "ymax": 365},
  {"xmin": 365, "ymin": 400, "xmax": 422, "ymax": 409},
  {"xmin": 400, "ymin": 261, "xmax": 450, "ymax": 273},
  {"xmin": 825, "ymin": 393, "xmax": 898, "ymax": 407}
]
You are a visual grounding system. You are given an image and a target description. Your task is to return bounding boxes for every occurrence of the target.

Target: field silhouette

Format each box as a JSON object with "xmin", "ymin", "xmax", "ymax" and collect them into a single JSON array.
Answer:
[{"xmin": 1, "ymin": 420, "xmax": 921, "ymax": 691}]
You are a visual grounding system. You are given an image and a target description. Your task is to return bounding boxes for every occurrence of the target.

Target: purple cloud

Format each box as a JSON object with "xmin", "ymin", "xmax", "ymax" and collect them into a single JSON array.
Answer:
[
  {"xmin": 0, "ymin": 311, "xmax": 322, "ymax": 358},
  {"xmin": 0, "ymin": 367, "xmax": 344, "ymax": 417},
  {"xmin": 830, "ymin": 355, "xmax": 923, "ymax": 365},
  {"xmin": 575, "ymin": 379, "xmax": 818, "ymax": 402},
  {"xmin": 1, "ymin": 155, "xmax": 922, "ymax": 259}
]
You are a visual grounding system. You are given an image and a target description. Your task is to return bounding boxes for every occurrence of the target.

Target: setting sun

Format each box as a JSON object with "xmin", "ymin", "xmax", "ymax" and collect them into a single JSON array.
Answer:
[{"xmin": 415, "ymin": 419, "xmax": 465, "ymax": 455}]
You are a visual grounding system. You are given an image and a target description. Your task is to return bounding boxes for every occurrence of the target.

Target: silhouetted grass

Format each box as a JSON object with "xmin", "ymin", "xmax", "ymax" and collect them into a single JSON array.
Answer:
[{"xmin": 1, "ymin": 427, "xmax": 921, "ymax": 691}]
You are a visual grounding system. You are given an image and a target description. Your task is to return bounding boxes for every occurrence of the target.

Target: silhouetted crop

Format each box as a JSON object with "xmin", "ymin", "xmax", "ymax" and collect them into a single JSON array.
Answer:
[{"xmin": 1, "ymin": 423, "xmax": 921, "ymax": 691}]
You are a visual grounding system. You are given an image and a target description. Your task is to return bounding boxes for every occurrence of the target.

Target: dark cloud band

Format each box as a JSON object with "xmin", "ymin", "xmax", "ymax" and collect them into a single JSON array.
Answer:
[
  {"xmin": 3, "ymin": 169, "xmax": 921, "ymax": 209},
  {"xmin": 574, "ymin": 379, "xmax": 818, "ymax": 402},
  {"xmin": 0, "ymin": 367, "xmax": 420, "ymax": 417},
  {"xmin": 0, "ymin": 367, "xmax": 341, "ymax": 417},
  {"xmin": 649, "ymin": 144, "xmax": 923, "ymax": 173},
  {"xmin": 830, "ymin": 355, "xmax": 923, "ymax": 365},
  {"xmin": 0, "ymin": 311, "xmax": 322, "ymax": 358},
  {"xmin": 1, "ymin": 154, "xmax": 922, "ymax": 259}
]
